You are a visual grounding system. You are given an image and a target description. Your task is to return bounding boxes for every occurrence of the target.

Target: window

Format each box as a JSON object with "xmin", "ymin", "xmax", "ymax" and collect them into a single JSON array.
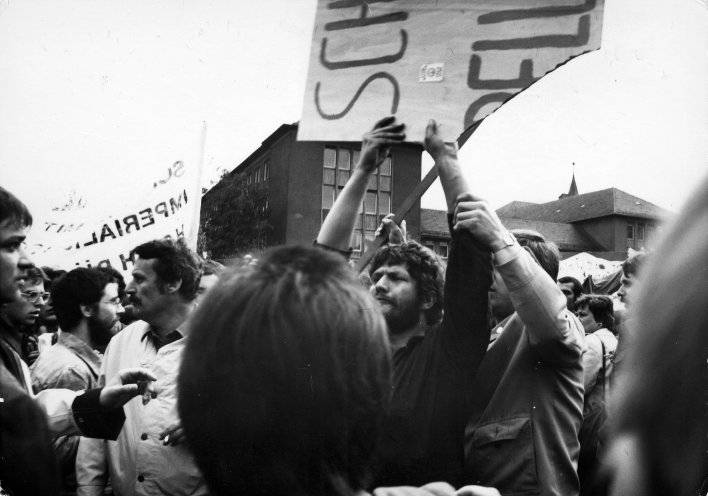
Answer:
[
  {"xmin": 647, "ymin": 224, "xmax": 655, "ymax": 240},
  {"xmin": 637, "ymin": 222, "xmax": 645, "ymax": 240},
  {"xmin": 321, "ymin": 146, "xmax": 393, "ymax": 253},
  {"xmin": 626, "ymin": 223, "xmax": 634, "ymax": 240},
  {"xmin": 263, "ymin": 159, "xmax": 270, "ymax": 181},
  {"xmin": 436, "ymin": 243, "xmax": 449, "ymax": 259},
  {"xmin": 255, "ymin": 167, "xmax": 261, "ymax": 183}
]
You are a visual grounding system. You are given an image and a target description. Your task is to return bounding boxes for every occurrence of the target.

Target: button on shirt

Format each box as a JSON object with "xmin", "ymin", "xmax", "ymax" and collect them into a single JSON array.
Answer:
[{"xmin": 76, "ymin": 321, "xmax": 207, "ymax": 496}]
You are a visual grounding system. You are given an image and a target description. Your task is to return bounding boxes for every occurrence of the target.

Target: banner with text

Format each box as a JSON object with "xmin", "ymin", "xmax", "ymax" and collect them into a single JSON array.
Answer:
[
  {"xmin": 298, "ymin": 0, "xmax": 604, "ymax": 142},
  {"xmin": 26, "ymin": 157, "xmax": 203, "ymax": 277}
]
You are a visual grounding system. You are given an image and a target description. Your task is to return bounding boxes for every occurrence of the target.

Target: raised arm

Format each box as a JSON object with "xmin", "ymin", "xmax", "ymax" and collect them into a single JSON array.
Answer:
[
  {"xmin": 424, "ymin": 119, "xmax": 472, "ymax": 212},
  {"xmin": 316, "ymin": 116, "xmax": 405, "ymax": 252}
]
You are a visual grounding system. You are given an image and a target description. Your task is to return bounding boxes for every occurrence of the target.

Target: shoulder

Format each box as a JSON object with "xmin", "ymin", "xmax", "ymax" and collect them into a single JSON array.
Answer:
[{"xmin": 108, "ymin": 321, "xmax": 149, "ymax": 347}]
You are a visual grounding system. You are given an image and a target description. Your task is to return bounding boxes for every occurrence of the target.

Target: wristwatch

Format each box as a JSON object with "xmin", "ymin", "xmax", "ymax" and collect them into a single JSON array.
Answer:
[{"xmin": 500, "ymin": 231, "xmax": 516, "ymax": 248}]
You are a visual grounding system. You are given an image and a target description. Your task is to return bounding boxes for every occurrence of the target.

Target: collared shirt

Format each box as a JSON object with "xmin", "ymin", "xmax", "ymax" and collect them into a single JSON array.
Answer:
[{"xmin": 76, "ymin": 320, "xmax": 207, "ymax": 496}]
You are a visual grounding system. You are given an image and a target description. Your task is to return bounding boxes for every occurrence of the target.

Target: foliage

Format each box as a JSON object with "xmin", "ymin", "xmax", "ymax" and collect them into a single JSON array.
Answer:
[{"xmin": 198, "ymin": 174, "xmax": 270, "ymax": 260}]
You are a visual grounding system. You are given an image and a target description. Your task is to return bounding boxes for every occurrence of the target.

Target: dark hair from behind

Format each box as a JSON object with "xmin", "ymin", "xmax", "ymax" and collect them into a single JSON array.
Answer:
[
  {"xmin": 558, "ymin": 276, "xmax": 583, "ymax": 299},
  {"xmin": 0, "ymin": 186, "xmax": 32, "ymax": 228},
  {"xmin": 511, "ymin": 229, "xmax": 560, "ymax": 281},
  {"xmin": 131, "ymin": 238, "xmax": 201, "ymax": 301},
  {"xmin": 369, "ymin": 240, "xmax": 445, "ymax": 325},
  {"xmin": 621, "ymin": 252, "xmax": 646, "ymax": 278},
  {"xmin": 51, "ymin": 268, "xmax": 114, "ymax": 331},
  {"xmin": 575, "ymin": 294, "xmax": 615, "ymax": 332},
  {"xmin": 179, "ymin": 245, "xmax": 391, "ymax": 496}
]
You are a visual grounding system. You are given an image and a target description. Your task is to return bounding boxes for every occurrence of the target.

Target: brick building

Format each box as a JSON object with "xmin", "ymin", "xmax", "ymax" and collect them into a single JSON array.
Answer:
[
  {"xmin": 420, "ymin": 176, "xmax": 669, "ymax": 261},
  {"xmin": 200, "ymin": 122, "xmax": 424, "ymax": 260}
]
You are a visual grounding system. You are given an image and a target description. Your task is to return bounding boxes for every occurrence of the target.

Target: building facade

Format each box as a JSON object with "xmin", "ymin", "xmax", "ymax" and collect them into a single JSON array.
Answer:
[{"xmin": 200, "ymin": 123, "xmax": 424, "ymax": 261}]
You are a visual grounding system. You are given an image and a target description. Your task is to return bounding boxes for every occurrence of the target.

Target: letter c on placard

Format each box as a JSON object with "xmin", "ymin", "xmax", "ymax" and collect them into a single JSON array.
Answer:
[{"xmin": 315, "ymin": 72, "xmax": 400, "ymax": 120}]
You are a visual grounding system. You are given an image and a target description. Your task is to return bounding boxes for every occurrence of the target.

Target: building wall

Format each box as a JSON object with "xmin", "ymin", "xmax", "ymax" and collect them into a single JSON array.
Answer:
[{"xmin": 285, "ymin": 136, "xmax": 328, "ymax": 246}]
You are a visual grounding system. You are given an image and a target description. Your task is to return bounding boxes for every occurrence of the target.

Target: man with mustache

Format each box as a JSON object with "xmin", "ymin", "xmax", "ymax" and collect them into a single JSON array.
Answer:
[
  {"xmin": 31, "ymin": 268, "xmax": 125, "ymax": 495},
  {"xmin": 316, "ymin": 118, "xmax": 493, "ymax": 487},
  {"xmin": 77, "ymin": 238, "xmax": 208, "ymax": 496}
]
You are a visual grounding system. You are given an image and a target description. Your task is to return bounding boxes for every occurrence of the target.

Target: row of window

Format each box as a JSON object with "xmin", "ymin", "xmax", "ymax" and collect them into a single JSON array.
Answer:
[
  {"xmin": 245, "ymin": 159, "xmax": 271, "ymax": 185},
  {"xmin": 321, "ymin": 145, "xmax": 392, "ymax": 253}
]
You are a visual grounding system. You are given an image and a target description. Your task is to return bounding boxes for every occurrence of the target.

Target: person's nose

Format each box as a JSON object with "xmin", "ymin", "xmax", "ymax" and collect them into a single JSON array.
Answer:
[
  {"xmin": 116, "ymin": 302, "xmax": 125, "ymax": 315},
  {"xmin": 126, "ymin": 281, "xmax": 136, "ymax": 295}
]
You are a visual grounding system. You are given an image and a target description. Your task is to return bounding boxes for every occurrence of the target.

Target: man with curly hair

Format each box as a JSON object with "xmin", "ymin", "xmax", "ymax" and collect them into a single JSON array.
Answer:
[{"xmin": 316, "ymin": 118, "xmax": 492, "ymax": 488}]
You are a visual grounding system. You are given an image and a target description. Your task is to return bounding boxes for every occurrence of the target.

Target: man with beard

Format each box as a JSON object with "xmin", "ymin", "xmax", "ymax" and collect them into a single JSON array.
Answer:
[
  {"xmin": 30, "ymin": 268, "xmax": 125, "ymax": 495},
  {"xmin": 316, "ymin": 118, "xmax": 492, "ymax": 487},
  {"xmin": 76, "ymin": 238, "xmax": 208, "ymax": 496}
]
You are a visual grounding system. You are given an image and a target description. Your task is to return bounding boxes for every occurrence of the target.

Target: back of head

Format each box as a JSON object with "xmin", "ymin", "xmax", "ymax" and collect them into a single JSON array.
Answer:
[
  {"xmin": 0, "ymin": 186, "xmax": 32, "ymax": 228},
  {"xmin": 369, "ymin": 240, "xmax": 445, "ymax": 325},
  {"xmin": 511, "ymin": 229, "xmax": 560, "ymax": 281},
  {"xmin": 179, "ymin": 245, "xmax": 391, "ymax": 496},
  {"xmin": 131, "ymin": 238, "xmax": 201, "ymax": 301},
  {"xmin": 575, "ymin": 294, "xmax": 615, "ymax": 332},
  {"xmin": 610, "ymin": 176, "xmax": 708, "ymax": 495},
  {"xmin": 52, "ymin": 268, "xmax": 113, "ymax": 331}
]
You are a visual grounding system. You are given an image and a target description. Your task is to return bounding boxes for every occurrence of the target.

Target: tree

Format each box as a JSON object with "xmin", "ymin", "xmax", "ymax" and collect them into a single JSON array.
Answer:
[{"xmin": 198, "ymin": 174, "xmax": 270, "ymax": 260}]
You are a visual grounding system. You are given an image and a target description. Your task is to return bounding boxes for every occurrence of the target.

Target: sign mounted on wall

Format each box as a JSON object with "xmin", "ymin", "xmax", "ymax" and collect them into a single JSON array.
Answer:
[{"xmin": 298, "ymin": 0, "xmax": 605, "ymax": 143}]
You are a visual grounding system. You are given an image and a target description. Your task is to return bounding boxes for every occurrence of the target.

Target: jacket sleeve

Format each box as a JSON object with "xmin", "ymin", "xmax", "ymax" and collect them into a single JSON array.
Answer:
[
  {"xmin": 582, "ymin": 333, "xmax": 603, "ymax": 392},
  {"xmin": 496, "ymin": 244, "xmax": 585, "ymax": 365},
  {"xmin": 439, "ymin": 215, "xmax": 493, "ymax": 372},
  {"xmin": 76, "ymin": 436, "xmax": 109, "ymax": 496}
]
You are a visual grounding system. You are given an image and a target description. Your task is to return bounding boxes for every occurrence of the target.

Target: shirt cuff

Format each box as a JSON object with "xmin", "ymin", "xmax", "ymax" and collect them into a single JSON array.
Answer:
[{"xmin": 492, "ymin": 242, "xmax": 523, "ymax": 266}]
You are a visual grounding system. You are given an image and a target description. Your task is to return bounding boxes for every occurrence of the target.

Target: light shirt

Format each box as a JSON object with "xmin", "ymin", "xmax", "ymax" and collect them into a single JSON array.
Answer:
[{"xmin": 76, "ymin": 321, "xmax": 207, "ymax": 496}]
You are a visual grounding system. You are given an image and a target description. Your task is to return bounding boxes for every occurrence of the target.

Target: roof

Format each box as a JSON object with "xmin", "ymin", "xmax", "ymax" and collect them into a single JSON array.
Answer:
[
  {"xmin": 420, "ymin": 208, "xmax": 448, "ymax": 236},
  {"xmin": 498, "ymin": 218, "xmax": 603, "ymax": 252},
  {"xmin": 496, "ymin": 188, "xmax": 668, "ymax": 223}
]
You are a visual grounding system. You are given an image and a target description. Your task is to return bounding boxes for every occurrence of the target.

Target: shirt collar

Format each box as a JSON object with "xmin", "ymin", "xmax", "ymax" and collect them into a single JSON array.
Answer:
[
  {"xmin": 140, "ymin": 326, "xmax": 184, "ymax": 349},
  {"xmin": 57, "ymin": 331, "xmax": 103, "ymax": 376}
]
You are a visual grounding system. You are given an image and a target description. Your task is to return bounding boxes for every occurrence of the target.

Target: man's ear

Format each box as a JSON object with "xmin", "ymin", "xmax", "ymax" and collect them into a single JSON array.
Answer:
[
  {"xmin": 79, "ymin": 303, "xmax": 93, "ymax": 318},
  {"xmin": 164, "ymin": 279, "xmax": 183, "ymax": 295},
  {"xmin": 420, "ymin": 292, "xmax": 436, "ymax": 311}
]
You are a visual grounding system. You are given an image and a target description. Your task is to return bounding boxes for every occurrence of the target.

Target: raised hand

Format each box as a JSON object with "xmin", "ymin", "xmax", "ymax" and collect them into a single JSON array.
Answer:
[{"xmin": 358, "ymin": 116, "xmax": 406, "ymax": 173}]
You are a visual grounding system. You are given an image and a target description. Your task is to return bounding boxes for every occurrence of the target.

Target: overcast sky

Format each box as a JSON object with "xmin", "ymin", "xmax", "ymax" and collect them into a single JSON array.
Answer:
[{"xmin": 1, "ymin": 0, "xmax": 706, "ymax": 231}]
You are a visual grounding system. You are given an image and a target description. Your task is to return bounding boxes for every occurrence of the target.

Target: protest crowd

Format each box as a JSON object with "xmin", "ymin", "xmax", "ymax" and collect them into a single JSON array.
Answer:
[{"xmin": 1, "ymin": 117, "xmax": 707, "ymax": 496}]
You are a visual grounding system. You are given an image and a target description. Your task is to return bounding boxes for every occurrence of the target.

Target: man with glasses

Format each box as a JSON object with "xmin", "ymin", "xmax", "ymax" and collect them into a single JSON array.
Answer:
[
  {"xmin": 30, "ymin": 267, "xmax": 126, "ymax": 495},
  {"xmin": 1, "ymin": 266, "xmax": 49, "ymax": 365}
]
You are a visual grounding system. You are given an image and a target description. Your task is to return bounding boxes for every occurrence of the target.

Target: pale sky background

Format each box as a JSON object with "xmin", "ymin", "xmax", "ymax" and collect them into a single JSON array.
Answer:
[{"xmin": 1, "ymin": 0, "xmax": 707, "ymax": 237}]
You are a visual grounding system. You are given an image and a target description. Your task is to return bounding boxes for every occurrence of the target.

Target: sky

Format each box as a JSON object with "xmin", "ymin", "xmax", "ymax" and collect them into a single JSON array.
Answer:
[{"xmin": 1, "ymin": 0, "xmax": 707, "ymax": 234}]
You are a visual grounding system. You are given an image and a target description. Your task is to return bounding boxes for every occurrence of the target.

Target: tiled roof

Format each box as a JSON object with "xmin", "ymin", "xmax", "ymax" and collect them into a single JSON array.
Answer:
[
  {"xmin": 496, "ymin": 188, "xmax": 667, "ymax": 223},
  {"xmin": 498, "ymin": 218, "xmax": 603, "ymax": 252},
  {"xmin": 421, "ymin": 208, "xmax": 449, "ymax": 236}
]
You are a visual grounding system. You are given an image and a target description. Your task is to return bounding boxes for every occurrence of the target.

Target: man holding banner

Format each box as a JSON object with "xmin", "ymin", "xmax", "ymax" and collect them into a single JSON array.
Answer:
[{"xmin": 317, "ymin": 117, "xmax": 493, "ymax": 487}]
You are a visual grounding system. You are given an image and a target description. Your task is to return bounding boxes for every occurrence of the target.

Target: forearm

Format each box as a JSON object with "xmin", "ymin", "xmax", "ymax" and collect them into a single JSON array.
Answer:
[
  {"xmin": 436, "ymin": 155, "xmax": 471, "ymax": 213},
  {"xmin": 316, "ymin": 166, "xmax": 371, "ymax": 251}
]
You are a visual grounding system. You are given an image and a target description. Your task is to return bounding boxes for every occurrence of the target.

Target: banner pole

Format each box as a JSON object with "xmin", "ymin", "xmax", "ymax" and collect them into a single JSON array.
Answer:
[{"xmin": 355, "ymin": 121, "xmax": 481, "ymax": 273}]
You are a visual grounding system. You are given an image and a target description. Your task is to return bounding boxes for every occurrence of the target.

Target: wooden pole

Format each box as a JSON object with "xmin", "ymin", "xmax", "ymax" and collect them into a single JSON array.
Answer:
[{"xmin": 355, "ymin": 121, "xmax": 481, "ymax": 273}]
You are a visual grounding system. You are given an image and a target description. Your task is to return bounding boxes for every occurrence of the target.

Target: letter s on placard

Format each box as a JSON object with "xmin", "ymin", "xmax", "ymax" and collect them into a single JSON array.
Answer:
[{"xmin": 315, "ymin": 72, "xmax": 400, "ymax": 120}]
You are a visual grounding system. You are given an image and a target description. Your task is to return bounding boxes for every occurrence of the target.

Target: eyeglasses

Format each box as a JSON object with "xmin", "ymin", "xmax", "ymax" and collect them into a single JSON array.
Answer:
[{"xmin": 21, "ymin": 291, "xmax": 50, "ymax": 303}]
